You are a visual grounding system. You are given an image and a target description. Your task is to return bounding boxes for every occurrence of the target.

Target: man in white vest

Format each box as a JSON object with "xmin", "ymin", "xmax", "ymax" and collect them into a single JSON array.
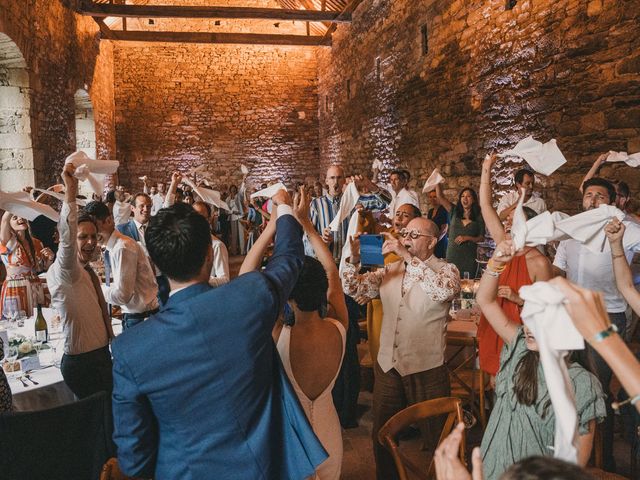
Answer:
[{"xmin": 342, "ymin": 217, "xmax": 460, "ymax": 480}]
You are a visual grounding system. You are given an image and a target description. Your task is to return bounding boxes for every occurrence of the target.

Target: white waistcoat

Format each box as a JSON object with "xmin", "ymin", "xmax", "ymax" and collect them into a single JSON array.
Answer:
[{"xmin": 377, "ymin": 260, "xmax": 450, "ymax": 376}]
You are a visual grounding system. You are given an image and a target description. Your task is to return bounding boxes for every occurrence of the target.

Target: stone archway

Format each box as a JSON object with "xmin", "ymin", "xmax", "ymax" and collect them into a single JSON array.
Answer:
[
  {"xmin": 0, "ymin": 32, "xmax": 33, "ymax": 190},
  {"xmin": 74, "ymin": 88, "xmax": 97, "ymax": 196}
]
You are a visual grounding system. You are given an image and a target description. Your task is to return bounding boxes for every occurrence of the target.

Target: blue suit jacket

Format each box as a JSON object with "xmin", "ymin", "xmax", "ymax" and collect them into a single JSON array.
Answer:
[
  {"xmin": 111, "ymin": 214, "xmax": 327, "ymax": 479},
  {"xmin": 116, "ymin": 220, "xmax": 140, "ymax": 242}
]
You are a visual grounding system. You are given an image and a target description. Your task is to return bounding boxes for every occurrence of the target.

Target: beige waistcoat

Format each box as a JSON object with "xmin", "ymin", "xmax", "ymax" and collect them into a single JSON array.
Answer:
[{"xmin": 377, "ymin": 259, "xmax": 450, "ymax": 376}]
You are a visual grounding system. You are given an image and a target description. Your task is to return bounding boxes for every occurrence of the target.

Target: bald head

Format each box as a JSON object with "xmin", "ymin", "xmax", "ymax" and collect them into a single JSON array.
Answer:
[
  {"xmin": 325, "ymin": 164, "xmax": 345, "ymax": 196},
  {"xmin": 402, "ymin": 217, "xmax": 438, "ymax": 260},
  {"xmin": 407, "ymin": 217, "xmax": 439, "ymax": 237}
]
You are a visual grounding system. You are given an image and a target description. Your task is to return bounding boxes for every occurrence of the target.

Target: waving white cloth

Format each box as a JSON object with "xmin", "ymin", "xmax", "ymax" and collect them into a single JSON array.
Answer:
[
  {"xmin": 185, "ymin": 165, "xmax": 206, "ymax": 176},
  {"xmin": 519, "ymin": 282, "xmax": 585, "ymax": 463},
  {"xmin": 499, "ymin": 136, "xmax": 567, "ymax": 176},
  {"xmin": 113, "ymin": 200, "xmax": 132, "ymax": 226},
  {"xmin": 422, "ymin": 168, "xmax": 444, "ymax": 193},
  {"xmin": 64, "ymin": 151, "xmax": 119, "ymax": 197},
  {"xmin": 0, "ymin": 191, "xmax": 60, "ymax": 222},
  {"xmin": 183, "ymin": 178, "xmax": 230, "ymax": 212},
  {"xmin": 372, "ymin": 159, "xmax": 383, "ymax": 172},
  {"xmin": 555, "ymin": 204, "xmax": 625, "ymax": 252},
  {"xmin": 251, "ymin": 182, "xmax": 286, "ymax": 199},
  {"xmin": 240, "ymin": 164, "xmax": 249, "ymax": 174},
  {"xmin": 329, "ymin": 182, "xmax": 360, "ymax": 232},
  {"xmin": 34, "ymin": 188, "xmax": 87, "ymax": 207},
  {"xmin": 606, "ymin": 150, "xmax": 640, "ymax": 168},
  {"xmin": 338, "ymin": 212, "xmax": 362, "ymax": 278},
  {"xmin": 510, "ymin": 190, "xmax": 570, "ymax": 249}
]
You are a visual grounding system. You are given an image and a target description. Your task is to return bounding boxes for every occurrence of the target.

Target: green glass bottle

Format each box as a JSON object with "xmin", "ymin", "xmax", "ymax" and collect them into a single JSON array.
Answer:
[{"xmin": 34, "ymin": 304, "xmax": 48, "ymax": 343}]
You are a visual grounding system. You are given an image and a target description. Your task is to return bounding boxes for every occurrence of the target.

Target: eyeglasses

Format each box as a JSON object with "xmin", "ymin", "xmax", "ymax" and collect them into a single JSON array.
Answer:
[{"xmin": 398, "ymin": 228, "xmax": 433, "ymax": 239}]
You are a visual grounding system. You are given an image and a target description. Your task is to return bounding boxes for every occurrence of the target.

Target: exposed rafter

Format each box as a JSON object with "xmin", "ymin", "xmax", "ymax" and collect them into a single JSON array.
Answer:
[
  {"xmin": 322, "ymin": 0, "xmax": 363, "ymax": 41},
  {"xmin": 99, "ymin": 28, "xmax": 331, "ymax": 47},
  {"xmin": 79, "ymin": 1, "xmax": 352, "ymax": 23}
]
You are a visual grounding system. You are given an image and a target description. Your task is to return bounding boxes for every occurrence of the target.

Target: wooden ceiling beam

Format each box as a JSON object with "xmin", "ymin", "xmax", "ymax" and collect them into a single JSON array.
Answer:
[
  {"xmin": 79, "ymin": 2, "xmax": 352, "ymax": 23},
  {"xmin": 104, "ymin": 30, "xmax": 331, "ymax": 47},
  {"xmin": 322, "ymin": 0, "xmax": 363, "ymax": 41}
]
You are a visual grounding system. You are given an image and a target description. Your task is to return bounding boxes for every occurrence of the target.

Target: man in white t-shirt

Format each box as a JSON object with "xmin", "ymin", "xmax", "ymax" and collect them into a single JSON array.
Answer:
[{"xmin": 496, "ymin": 168, "xmax": 547, "ymax": 220}]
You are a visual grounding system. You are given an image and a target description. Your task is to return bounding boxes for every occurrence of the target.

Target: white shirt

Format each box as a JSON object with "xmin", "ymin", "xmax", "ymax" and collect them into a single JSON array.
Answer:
[
  {"xmin": 553, "ymin": 219, "xmax": 640, "ymax": 312},
  {"xmin": 46, "ymin": 202, "xmax": 109, "ymax": 355},
  {"xmin": 209, "ymin": 236, "xmax": 230, "ymax": 288},
  {"xmin": 497, "ymin": 190, "xmax": 547, "ymax": 215},
  {"xmin": 151, "ymin": 192, "xmax": 165, "ymax": 216},
  {"xmin": 102, "ymin": 229, "xmax": 158, "ymax": 314}
]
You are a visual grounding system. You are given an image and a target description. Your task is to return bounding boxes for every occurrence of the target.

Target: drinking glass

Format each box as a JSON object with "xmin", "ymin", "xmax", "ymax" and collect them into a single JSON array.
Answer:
[{"xmin": 5, "ymin": 345, "xmax": 19, "ymax": 379}]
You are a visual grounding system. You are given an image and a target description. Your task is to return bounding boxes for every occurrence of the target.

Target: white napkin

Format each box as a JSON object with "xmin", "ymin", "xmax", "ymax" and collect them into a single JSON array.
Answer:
[
  {"xmin": 338, "ymin": 212, "xmax": 362, "ymax": 278},
  {"xmin": 113, "ymin": 200, "xmax": 132, "ymax": 226},
  {"xmin": 64, "ymin": 151, "xmax": 119, "ymax": 197},
  {"xmin": 519, "ymin": 282, "xmax": 585, "ymax": 464},
  {"xmin": 372, "ymin": 160, "xmax": 383, "ymax": 172},
  {"xmin": 34, "ymin": 189, "xmax": 87, "ymax": 207},
  {"xmin": 329, "ymin": 182, "xmax": 360, "ymax": 232},
  {"xmin": 422, "ymin": 168, "xmax": 444, "ymax": 193},
  {"xmin": 240, "ymin": 164, "xmax": 249, "ymax": 174},
  {"xmin": 183, "ymin": 178, "xmax": 230, "ymax": 212},
  {"xmin": 139, "ymin": 176, "xmax": 147, "ymax": 181},
  {"xmin": 499, "ymin": 136, "xmax": 567, "ymax": 176},
  {"xmin": 250, "ymin": 182, "xmax": 286, "ymax": 199},
  {"xmin": 555, "ymin": 204, "xmax": 625, "ymax": 252},
  {"xmin": 186, "ymin": 165, "xmax": 206, "ymax": 176},
  {"xmin": 606, "ymin": 150, "xmax": 640, "ymax": 168},
  {"xmin": 0, "ymin": 191, "xmax": 60, "ymax": 222}
]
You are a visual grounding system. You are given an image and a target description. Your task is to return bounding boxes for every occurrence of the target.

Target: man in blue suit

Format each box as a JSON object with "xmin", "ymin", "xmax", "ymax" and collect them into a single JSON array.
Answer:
[
  {"xmin": 111, "ymin": 190, "xmax": 327, "ymax": 479},
  {"xmin": 116, "ymin": 193, "xmax": 170, "ymax": 306}
]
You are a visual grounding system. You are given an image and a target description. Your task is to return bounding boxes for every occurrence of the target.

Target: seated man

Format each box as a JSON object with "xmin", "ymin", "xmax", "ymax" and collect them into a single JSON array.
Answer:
[{"xmin": 111, "ymin": 191, "xmax": 327, "ymax": 479}]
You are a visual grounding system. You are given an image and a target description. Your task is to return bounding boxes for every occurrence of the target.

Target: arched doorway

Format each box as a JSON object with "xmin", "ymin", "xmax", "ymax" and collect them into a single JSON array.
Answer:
[
  {"xmin": 74, "ymin": 88, "xmax": 97, "ymax": 196},
  {"xmin": 0, "ymin": 32, "xmax": 33, "ymax": 190}
]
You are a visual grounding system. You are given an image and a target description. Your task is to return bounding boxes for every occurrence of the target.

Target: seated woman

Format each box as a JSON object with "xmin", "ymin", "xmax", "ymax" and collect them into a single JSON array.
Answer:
[
  {"xmin": 477, "ymin": 154, "xmax": 552, "ymax": 378},
  {"xmin": 0, "ymin": 211, "xmax": 54, "ymax": 319},
  {"xmin": 435, "ymin": 183, "xmax": 485, "ymax": 278},
  {"xmin": 240, "ymin": 187, "xmax": 348, "ymax": 480},
  {"xmin": 476, "ymin": 240, "xmax": 606, "ymax": 480}
]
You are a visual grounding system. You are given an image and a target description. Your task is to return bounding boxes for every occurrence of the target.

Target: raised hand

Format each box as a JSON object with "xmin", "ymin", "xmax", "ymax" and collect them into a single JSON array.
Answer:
[
  {"xmin": 604, "ymin": 218, "xmax": 625, "ymax": 245},
  {"xmin": 271, "ymin": 188, "xmax": 292, "ymax": 208},
  {"xmin": 293, "ymin": 186, "xmax": 311, "ymax": 226},
  {"xmin": 491, "ymin": 240, "xmax": 515, "ymax": 264},
  {"xmin": 348, "ymin": 233, "xmax": 362, "ymax": 264}
]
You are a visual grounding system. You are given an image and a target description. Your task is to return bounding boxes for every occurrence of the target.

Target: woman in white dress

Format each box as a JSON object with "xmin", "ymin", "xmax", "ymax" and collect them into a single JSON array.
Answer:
[{"xmin": 240, "ymin": 187, "xmax": 349, "ymax": 479}]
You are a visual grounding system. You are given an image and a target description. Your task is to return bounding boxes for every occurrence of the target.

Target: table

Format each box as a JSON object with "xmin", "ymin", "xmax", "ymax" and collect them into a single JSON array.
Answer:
[{"xmin": 3, "ymin": 308, "xmax": 122, "ymax": 411}]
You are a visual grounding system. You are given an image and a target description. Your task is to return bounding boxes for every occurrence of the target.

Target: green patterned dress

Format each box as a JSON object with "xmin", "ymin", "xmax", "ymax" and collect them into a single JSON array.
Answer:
[
  {"xmin": 480, "ymin": 328, "xmax": 606, "ymax": 480},
  {"xmin": 445, "ymin": 206, "xmax": 485, "ymax": 278}
]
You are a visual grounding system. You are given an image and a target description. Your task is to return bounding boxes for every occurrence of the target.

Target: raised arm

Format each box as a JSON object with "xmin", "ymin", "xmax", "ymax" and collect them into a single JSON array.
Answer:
[
  {"xmin": 239, "ymin": 204, "xmax": 277, "ymax": 275},
  {"xmin": 480, "ymin": 153, "xmax": 506, "ymax": 244},
  {"xmin": 552, "ymin": 276, "xmax": 640, "ymax": 414},
  {"xmin": 435, "ymin": 183, "xmax": 454, "ymax": 213},
  {"xmin": 0, "ymin": 211, "xmax": 12, "ymax": 246},
  {"xmin": 476, "ymin": 240, "xmax": 519, "ymax": 344},
  {"xmin": 294, "ymin": 187, "xmax": 348, "ymax": 329},
  {"xmin": 51, "ymin": 164, "xmax": 82, "ymax": 284},
  {"xmin": 163, "ymin": 171, "xmax": 182, "ymax": 208},
  {"xmin": 579, "ymin": 153, "xmax": 607, "ymax": 194},
  {"xmin": 605, "ymin": 219, "xmax": 640, "ymax": 314}
]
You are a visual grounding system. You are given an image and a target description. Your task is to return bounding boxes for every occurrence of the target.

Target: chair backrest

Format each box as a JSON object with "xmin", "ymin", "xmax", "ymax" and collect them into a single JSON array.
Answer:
[
  {"xmin": 378, "ymin": 396, "xmax": 465, "ymax": 480},
  {"xmin": 0, "ymin": 391, "xmax": 115, "ymax": 480}
]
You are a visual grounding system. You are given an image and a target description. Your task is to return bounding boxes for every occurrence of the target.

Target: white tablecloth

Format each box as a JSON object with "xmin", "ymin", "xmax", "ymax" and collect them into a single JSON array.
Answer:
[{"xmin": 3, "ymin": 308, "xmax": 121, "ymax": 411}]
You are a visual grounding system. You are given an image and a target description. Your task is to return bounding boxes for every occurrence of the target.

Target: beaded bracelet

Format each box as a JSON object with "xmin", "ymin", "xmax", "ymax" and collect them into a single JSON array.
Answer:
[
  {"xmin": 484, "ymin": 268, "xmax": 500, "ymax": 278},
  {"xmin": 593, "ymin": 324, "xmax": 618, "ymax": 343}
]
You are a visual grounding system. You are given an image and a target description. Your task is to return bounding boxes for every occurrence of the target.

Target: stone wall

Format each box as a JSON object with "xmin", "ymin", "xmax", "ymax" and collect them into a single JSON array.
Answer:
[
  {"xmin": 318, "ymin": 0, "xmax": 640, "ymax": 214},
  {"xmin": 0, "ymin": 0, "xmax": 115, "ymax": 189},
  {"xmin": 112, "ymin": 0, "xmax": 320, "ymax": 191}
]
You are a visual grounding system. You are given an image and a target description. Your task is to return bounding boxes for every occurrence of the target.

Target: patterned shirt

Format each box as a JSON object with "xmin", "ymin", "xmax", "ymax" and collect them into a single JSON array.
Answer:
[{"xmin": 342, "ymin": 255, "xmax": 460, "ymax": 303}]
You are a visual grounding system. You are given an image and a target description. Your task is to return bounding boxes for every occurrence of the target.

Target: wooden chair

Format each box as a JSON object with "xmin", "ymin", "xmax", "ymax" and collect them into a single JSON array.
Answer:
[
  {"xmin": 100, "ymin": 458, "xmax": 139, "ymax": 480},
  {"xmin": 446, "ymin": 334, "xmax": 490, "ymax": 428},
  {"xmin": 378, "ymin": 397, "xmax": 465, "ymax": 480}
]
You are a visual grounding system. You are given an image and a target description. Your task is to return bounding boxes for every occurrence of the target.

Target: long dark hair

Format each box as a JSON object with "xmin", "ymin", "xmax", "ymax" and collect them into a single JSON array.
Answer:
[{"xmin": 454, "ymin": 188, "xmax": 480, "ymax": 221}]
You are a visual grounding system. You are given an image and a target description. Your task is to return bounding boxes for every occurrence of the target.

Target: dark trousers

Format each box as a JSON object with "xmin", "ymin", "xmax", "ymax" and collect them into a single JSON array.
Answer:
[
  {"xmin": 372, "ymin": 362, "xmax": 450, "ymax": 480},
  {"xmin": 61, "ymin": 346, "xmax": 113, "ymax": 400},
  {"xmin": 122, "ymin": 308, "xmax": 158, "ymax": 330},
  {"xmin": 583, "ymin": 311, "xmax": 627, "ymax": 472},
  {"xmin": 332, "ymin": 294, "xmax": 362, "ymax": 428}
]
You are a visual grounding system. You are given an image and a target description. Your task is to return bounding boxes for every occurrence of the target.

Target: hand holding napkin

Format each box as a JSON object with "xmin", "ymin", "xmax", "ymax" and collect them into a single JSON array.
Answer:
[
  {"xmin": 251, "ymin": 182, "xmax": 286, "ymax": 200},
  {"xmin": 64, "ymin": 151, "xmax": 119, "ymax": 197},
  {"xmin": 422, "ymin": 168, "xmax": 444, "ymax": 193},
  {"xmin": 329, "ymin": 182, "xmax": 360, "ymax": 232},
  {"xmin": 183, "ymin": 178, "xmax": 230, "ymax": 212},
  {"xmin": 520, "ymin": 281, "xmax": 585, "ymax": 464},
  {"xmin": 605, "ymin": 150, "xmax": 640, "ymax": 168}
]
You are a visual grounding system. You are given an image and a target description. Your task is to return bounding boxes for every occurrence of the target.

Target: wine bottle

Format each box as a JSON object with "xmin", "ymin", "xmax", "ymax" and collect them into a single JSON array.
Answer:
[{"xmin": 34, "ymin": 304, "xmax": 48, "ymax": 343}]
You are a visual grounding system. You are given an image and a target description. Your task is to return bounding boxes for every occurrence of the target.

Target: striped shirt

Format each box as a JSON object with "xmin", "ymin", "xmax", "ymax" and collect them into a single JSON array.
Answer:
[{"xmin": 308, "ymin": 194, "xmax": 350, "ymax": 262}]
